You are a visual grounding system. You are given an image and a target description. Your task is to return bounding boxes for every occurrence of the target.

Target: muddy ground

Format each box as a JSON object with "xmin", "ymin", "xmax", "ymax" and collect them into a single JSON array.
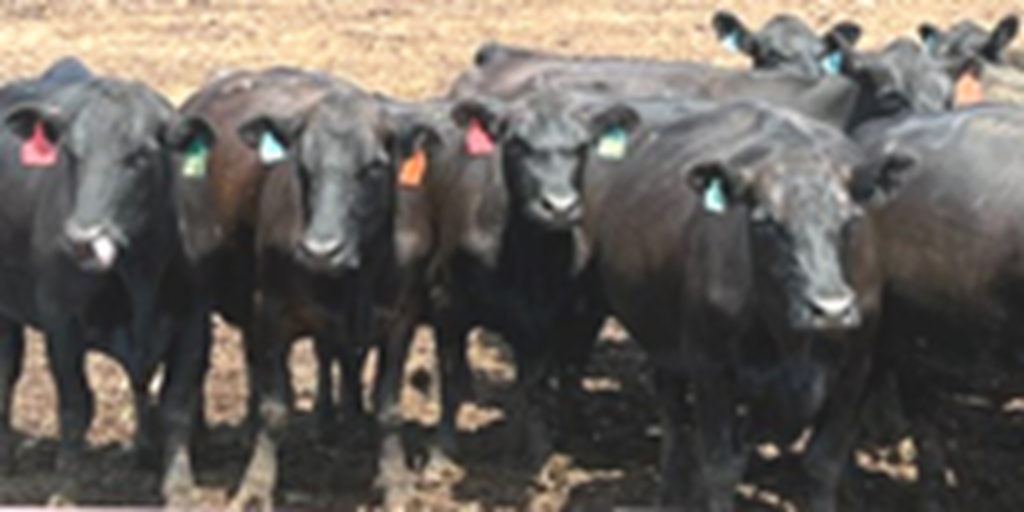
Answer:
[{"xmin": 0, "ymin": 0, "xmax": 1023, "ymax": 509}]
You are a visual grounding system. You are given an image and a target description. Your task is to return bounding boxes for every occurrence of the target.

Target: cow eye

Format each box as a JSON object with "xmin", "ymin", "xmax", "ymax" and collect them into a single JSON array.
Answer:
[
  {"xmin": 750, "ymin": 205, "xmax": 771, "ymax": 223},
  {"xmin": 506, "ymin": 137, "xmax": 531, "ymax": 155},
  {"xmin": 357, "ymin": 160, "xmax": 387, "ymax": 181}
]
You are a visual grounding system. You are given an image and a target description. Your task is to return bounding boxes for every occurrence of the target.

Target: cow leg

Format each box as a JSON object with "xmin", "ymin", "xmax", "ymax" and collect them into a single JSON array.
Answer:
[
  {"xmin": 550, "ymin": 308, "xmax": 603, "ymax": 449},
  {"xmin": 688, "ymin": 361, "xmax": 747, "ymax": 512},
  {"xmin": 507, "ymin": 337, "xmax": 556, "ymax": 471},
  {"xmin": 313, "ymin": 335, "xmax": 337, "ymax": 440},
  {"xmin": 422, "ymin": 312, "xmax": 472, "ymax": 484},
  {"xmin": 229, "ymin": 296, "xmax": 290, "ymax": 512},
  {"xmin": 44, "ymin": 323, "xmax": 93, "ymax": 505},
  {"xmin": 338, "ymin": 344, "xmax": 370, "ymax": 424},
  {"xmin": 654, "ymin": 368, "xmax": 693, "ymax": 505},
  {"xmin": 0, "ymin": 322, "xmax": 25, "ymax": 474},
  {"xmin": 157, "ymin": 310, "xmax": 210, "ymax": 510},
  {"xmin": 895, "ymin": 363, "xmax": 949, "ymax": 512},
  {"xmin": 374, "ymin": 303, "xmax": 420, "ymax": 507},
  {"xmin": 132, "ymin": 377, "xmax": 159, "ymax": 469},
  {"xmin": 794, "ymin": 338, "xmax": 874, "ymax": 512}
]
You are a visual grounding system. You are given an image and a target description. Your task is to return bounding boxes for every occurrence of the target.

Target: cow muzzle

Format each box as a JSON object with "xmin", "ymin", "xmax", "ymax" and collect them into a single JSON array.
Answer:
[
  {"xmin": 531, "ymin": 191, "xmax": 582, "ymax": 230},
  {"xmin": 804, "ymin": 290, "xmax": 862, "ymax": 331},
  {"xmin": 296, "ymin": 236, "xmax": 360, "ymax": 274},
  {"xmin": 64, "ymin": 223, "xmax": 119, "ymax": 273}
]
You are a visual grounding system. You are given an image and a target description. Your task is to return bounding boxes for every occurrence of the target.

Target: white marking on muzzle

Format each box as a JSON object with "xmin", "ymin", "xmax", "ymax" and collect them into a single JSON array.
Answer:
[
  {"xmin": 91, "ymin": 236, "xmax": 118, "ymax": 269},
  {"xmin": 812, "ymin": 294, "xmax": 855, "ymax": 317},
  {"xmin": 545, "ymin": 192, "xmax": 579, "ymax": 212}
]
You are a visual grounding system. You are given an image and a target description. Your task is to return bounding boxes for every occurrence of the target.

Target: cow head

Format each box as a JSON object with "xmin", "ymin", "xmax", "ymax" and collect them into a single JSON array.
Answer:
[
  {"xmin": 712, "ymin": 10, "xmax": 862, "ymax": 78},
  {"xmin": 3, "ymin": 79, "xmax": 197, "ymax": 273},
  {"xmin": 823, "ymin": 34, "xmax": 956, "ymax": 118},
  {"xmin": 687, "ymin": 147, "xmax": 913, "ymax": 333},
  {"xmin": 919, "ymin": 15, "xmax": 1019, "ymax": 66},
  {"xmin": 237, "ymin": 93, "xmax": 436, "ymax": 275},
  {"xmin": 451, "ymin": 94, "xmax": 639, "ymax": 231}
]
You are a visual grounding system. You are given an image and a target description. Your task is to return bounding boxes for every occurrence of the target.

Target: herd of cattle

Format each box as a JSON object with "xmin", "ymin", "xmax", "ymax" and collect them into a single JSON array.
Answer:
[{"xmin": 0, "ymin": 8, "xmax": 1023, "ymax": 511}]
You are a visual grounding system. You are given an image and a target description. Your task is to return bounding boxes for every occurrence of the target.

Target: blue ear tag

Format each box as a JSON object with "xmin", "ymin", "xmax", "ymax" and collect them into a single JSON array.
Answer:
[
  {"xmin": 721, "ymin": 31, "xmax": 741, "ymax": 53},
  {"xmin": 820, "ymin": 51, "xmax": 844, "ymax": 76},
  {"xmin": 596, "ymin": 127, "xmax": 628, "ymax": 160},
  {"xmin": 703, "ymin": 178, "xmax": 728, "ymax": 214},
  {"xmin": 181, "ymin": 139, "xmax": 208, "ymax": 179},
  {"xmin": 923, "ymin": 35, "xmax": 937, "ymax": 54},
  {"xmin": 258, "ymin": 131, "xmax": 287, "ymax": 165}
]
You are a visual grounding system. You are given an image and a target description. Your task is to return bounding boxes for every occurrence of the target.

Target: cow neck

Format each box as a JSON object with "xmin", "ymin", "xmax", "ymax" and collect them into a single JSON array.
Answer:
[{"xmin": 497, "ymin": 204, "xmax": 577, "ymax": 293}]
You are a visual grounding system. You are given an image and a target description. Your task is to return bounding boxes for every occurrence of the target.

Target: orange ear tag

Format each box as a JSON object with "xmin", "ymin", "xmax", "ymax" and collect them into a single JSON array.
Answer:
[
  {"xmin": 954, "ymin": 72, "xmax": 984, "ymax": 107},
  {"xmin": 399, "ymin": 149, "xmax": 427, "ymax": 187}
]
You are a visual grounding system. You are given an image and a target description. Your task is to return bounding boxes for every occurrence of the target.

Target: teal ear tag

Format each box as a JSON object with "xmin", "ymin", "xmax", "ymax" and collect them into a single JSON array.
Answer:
[
  {"xmin": 820, "ymin": 52, "xmax": 844, "ymax": 76},
  {"xmin": 703, "ymin": 178, "xmax": 728, "ymax": 214},
  {"xmin": 181, "ymin": 139, "xmax": 208, "ymax": 179},
  {"xmin": 721, "ymin": 31, "xmax": 741, "ymax": 53},
  {"xmin": 258, "ymin": 131, "xmax": 287, "ymax": 165},
  {"xmin": 596, "ymin": 127, "xmax": 628, "ymax": 160}
]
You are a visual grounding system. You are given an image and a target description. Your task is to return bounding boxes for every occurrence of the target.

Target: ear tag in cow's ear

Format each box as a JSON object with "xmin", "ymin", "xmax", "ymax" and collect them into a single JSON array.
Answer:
[
  {"xmin": 258, "ymin": 131, "xmax": 287, "ymax": 165},
  {"xmin": 702, "ymin": 178, "xmax": 728, "ymax": 214},
  {"xmin": 398, "ymin": 149, "xmax": 427, "ymax": 187},
  {"xmin": 721, "ymin": 31, "xmax": 741, "ymax": 53},
  {"xmin": 181, "ymin": 139, "xmax": 209, "ymax": 179},
  {"xmin": 954, "ymin": 71, "xmax": 984, "ymax": 106},
  {"xmin": 465, "ymin": 118, "xmax": 495, "ymax": 156},
  {"xmin": 20, "ymin": 122, "xmax": 58, "ymax": 168},
  {"xmin": 820, "ymin": 52, "xmax": 844, "ymax": 76},
  {"xmin": 596, "ymin": 127, "xmax": 628, "ymax": 160}
]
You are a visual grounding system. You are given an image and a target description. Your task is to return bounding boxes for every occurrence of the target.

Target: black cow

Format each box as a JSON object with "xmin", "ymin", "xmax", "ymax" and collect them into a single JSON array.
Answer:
[
  {"xmin": 452, "ymin": 37, "xmax": 955, "ymax": 133},
  {"xmin": 207, "ymin": 76, "xmax": 429, "ymax": 510},
  {"xmin": 0, "ymin": 56, "xmax": 93, "ymax": 476},
  {"xmin": 0, "ymin": 73, "xmax": 213, "ymax": 507},
  {"xmin": 854, "ymin": 104, "xmax": 1024, "ymax": 511},
  {"xmin": 370, "ymin": 91, "xmax": 639, "ymax": 505},
  {"xmin": 916, "ymin": 15, "xmax": 1024, "ymax": 106},
  {"xmin": 177, "ymin": 69, "xmax": 373, "ymax": 437},
  {"xmin": 579, "ymin": 101, "xmax": 909, "ymax": 511},
  {"xmin": 919, "ymin": 14, "xmax": 1022, "ymax": 70},
  {"xmin": 711, "ymin": 10, "xmax": 862, "ymax": 77}
]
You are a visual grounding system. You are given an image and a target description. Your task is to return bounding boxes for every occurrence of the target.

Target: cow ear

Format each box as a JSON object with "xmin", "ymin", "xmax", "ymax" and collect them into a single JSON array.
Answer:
[
  {"xmin": 981, "ymin": 14, "xmax": 1020, "ymax": 61},
  {"xmin": 850, "ymin": 150, "xmax": 917, "ymax": 206},
  {"xmin": 236, "ymin": 115, "xmax": 297, "ymax": 165},
  {"xmin": 450, "ymin": 99, "xmax": 505, "ymax": 138},
  {"xmin": 820, "ymin": 31, "xmax": 858, "ymax": 77},
  {"xmin": 165, "ymin": 116, "xmax": 216, "ymax": 153},
  {"xmin": 590, "ymin": 103, "xmax": 641, "ymax": 136},
  {"xmin": 711, "ymin": 11, "xmax": 754, "ymax": 55},
  {"xmin": 4, "ymin": 104, "xmax": 63, "ymax": 143},
  {"xmin": 918, "ymin": 23, "xmax": 941, "ymax": 53},
  {"xmin": 392, "ymin": 122, "xmax": 443, "ymax": 162},
  {"xmin": 826, "ymin": 21, "xmax": 863, "ymax": 48},
  {"xmin": 687, "ymin": 162, "xmax": 738, "ymax": 215}
]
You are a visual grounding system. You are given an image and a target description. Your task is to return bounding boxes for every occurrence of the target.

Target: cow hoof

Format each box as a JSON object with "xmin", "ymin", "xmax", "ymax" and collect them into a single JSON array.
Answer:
[
  {"xmin": 46, "ymin": 491, "xmax": 77, "ymax": 508},
  {"xmin": 421, "ymin": 448, "xmax": 464, "ymax": 487},
  {"xmin": 228, "ymin": 485, "xmax": 273, "ymax": 512},
  {"xmin": 375, "ymin": 457, "xmax": 419, "ymax": 509}
]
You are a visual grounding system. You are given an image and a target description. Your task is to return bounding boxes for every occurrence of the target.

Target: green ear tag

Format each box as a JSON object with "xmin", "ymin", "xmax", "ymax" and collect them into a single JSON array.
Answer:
[
  {"xmin": 703, "ymin": 178, "xmax": 728, "ymax": 214},
  {"xmin": 181, "ymin": 139, "xmax": 209, "ymax": 179},
  {"xmin": 597, "ymin": 127, "xmax": 628, "ymax": 160}
]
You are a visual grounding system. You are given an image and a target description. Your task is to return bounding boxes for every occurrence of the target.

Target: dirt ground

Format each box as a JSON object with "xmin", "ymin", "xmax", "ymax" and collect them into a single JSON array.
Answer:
[{"xmin": 1, "ymin": 0, "xmax": 1023, "ymax": 509}]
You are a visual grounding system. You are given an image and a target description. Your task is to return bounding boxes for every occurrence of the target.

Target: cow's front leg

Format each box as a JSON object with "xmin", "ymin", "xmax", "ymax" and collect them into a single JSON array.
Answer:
[
  {"xmin": 44, "ymin": 321, "xmax": 94, "ymax": 505},
  {"xmin": 229, "ymin": 295, "xmax": 290, "ymax": 512},
  {"xmin": 0, "ymin": 321, "xmax": 25, "ymax": 474}
]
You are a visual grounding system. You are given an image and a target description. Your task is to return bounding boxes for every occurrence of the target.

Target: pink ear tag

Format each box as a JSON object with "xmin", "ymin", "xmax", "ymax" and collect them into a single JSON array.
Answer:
[
  {"xmin": 21, "ymin": 122, "xmax": 58, "ymax": 168},
  {"xmin": 464, "ymin": 118, "xmax": 495, "ymax": 156}
]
